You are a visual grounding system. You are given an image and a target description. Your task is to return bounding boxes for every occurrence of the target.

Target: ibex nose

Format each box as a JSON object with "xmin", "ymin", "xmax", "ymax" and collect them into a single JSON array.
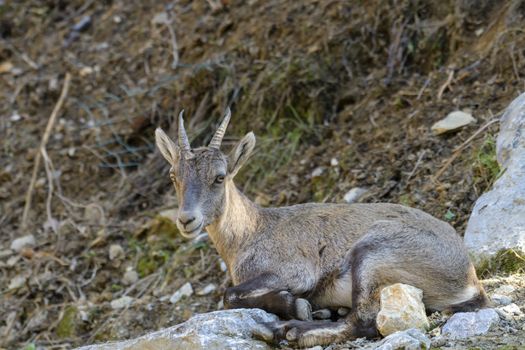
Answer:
[{"xmin": 178, "ymin": 212, "xmax": 196, "ymax": 227}]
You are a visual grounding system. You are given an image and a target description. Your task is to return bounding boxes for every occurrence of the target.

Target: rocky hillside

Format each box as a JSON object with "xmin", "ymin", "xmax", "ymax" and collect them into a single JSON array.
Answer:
[{"xmin": 1, "ymin": 0, "xmax": 525, "ymax": 349}]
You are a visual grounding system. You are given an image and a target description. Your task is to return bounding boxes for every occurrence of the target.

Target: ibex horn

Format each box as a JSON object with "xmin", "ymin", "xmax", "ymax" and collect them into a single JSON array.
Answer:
[
  {"xmin": 208, "ymin": 107, "xmax": 231, "ymax": 149},
  {"xmin": 178, "ymin": 110, "xmax": 193, "ymax": 157}
]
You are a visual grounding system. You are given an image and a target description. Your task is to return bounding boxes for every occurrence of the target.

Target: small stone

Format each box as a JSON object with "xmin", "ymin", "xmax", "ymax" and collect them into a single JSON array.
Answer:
[
  {"xmin": 431, "ymin": 111, "xmax": 476, "ymax": 135},
  {"xmin": 109, "ymin": 244, "xmax": 125, "ymax": 260},
  {"xmin": 376, "ymin": 284, "xmax": 429, "ymax": 336},
  {"xmin": 373, "ymin": 328, "xmax": 431, "ymax": 350},
  {"xmin": 0, "ymin": 249, "xmax": 14, "ymax": 259},
  {"xmin": 491, "ymin": 293, "xmax": 512, "ymax": 306},
  {"xmin": 152, "ymin": 12, "xmax": 169, "ymax": 25},
  {"xmin": 493, "ymin": 285, "xmax": 516, "ymax": 295},
  {"xmin": 8, "ymin": 275, "xmax": 27, "ymax": 289},
  {"xmin": 311, "ymin": 167, "xmax": 325, "ymax": 178},
  {"xmin": 497, "ymin": 303, "xmax": 522, "ymax": 320},
  {"xmin": 431, "ymin": 335, "xmax": 447, "ymax": 348},
  {"xmin": 10, "ymin": 234, "xmax": 36, "ymax": 252},
  {"xmin": 196, "ymin": 283, "xmax": 217, "ymax": 296},
  {"xmin": 337, "ymin": 307, "xmax": 350, "ymax": 316},
  {"xmin": 219, "ymin": 259, "xmax": 227, "ymax": 272},
  {"xmin": 7, "ymin": 255, "xmax": 20, "ymax": 266},
  {"xmin": 343, "ymin": 187, "xmax": 368, "ymax": 204},
  {"xmin": 170, "ymin": 282, "xmax": 193, "ymax": 304},
  {"xmin": 122, "ymin": 270, "xmax": 139, "ymax": 285},
  {"xmin": 312, "ymin": 309, "xmax": 332, "ymax": 319},
  {"xmin": 330, "ymin": 158, "xmax": 339, "ymax": 167},
  {"xmin": 442, "ymin": 308, "xmax": 499, "ymax": 339},
  {"xmin": 111, "ymin": 296, "xmax": 134, "ymax": 310},
  {"xmin": 306, "ymin": 346, "xmax": 323, "ymax": 350}
]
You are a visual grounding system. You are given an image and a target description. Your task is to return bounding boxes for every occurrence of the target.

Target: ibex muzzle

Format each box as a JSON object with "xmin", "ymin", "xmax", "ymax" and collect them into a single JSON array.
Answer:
[{"xmin": 155, "ymin": 109, "xmax": 489, "ymax": 348}]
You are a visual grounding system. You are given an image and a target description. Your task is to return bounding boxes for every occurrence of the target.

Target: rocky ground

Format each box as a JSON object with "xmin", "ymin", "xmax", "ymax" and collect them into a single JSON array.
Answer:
[{"xmin": 1, "ymin": 1, "xmax": 525, "ymax": 349}]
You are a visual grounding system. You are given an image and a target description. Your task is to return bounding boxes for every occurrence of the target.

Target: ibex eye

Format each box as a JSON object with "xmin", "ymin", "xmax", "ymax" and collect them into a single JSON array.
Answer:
[{"xmin": 215, "ymin": 175, "xmax": 225, "ymax": 184}]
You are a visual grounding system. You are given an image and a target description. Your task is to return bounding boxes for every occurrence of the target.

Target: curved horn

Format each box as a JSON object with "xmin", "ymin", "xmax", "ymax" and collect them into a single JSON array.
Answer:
[
  {"xmin": 178, "ymin": 110, "xmax": 191, "ymax": 153},
  {"xmin": 208, "ymin": 107, "xmax": 231, "ymax": 149}
]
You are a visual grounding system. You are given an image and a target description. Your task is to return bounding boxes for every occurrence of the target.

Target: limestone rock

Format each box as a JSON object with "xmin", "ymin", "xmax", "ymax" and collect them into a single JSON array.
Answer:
[
  {"xmin": 343, "ymin": 187, "xmax": 368, "ymax": 203},
  {"xmin": 10, "ymin": 234, "xmax": 36, "ymax": 252},
  {"xmin": 170, "ymin": 282, "xmax": 193, "ymax": 304},
  {"xmin": 376, "ymin": 283, "xmax": 429, "ymax": 337},
  {"xmin": 122, "ymin": 270, "xmax": 139, "ymax": 285},
  {"xmin": 196, "ymin": 283, "xmax": 217, "ymax": 296},
  {"xmin": 465, "ymin": 93, "xmax": 525, "ymax": 261},
  {"xmin": 491, "ymin": 293, "xmax": 512, "ymax": 306},
  {"xmin": 496, "ymin": 303, "xmax": 523, "ymax": 321},
  {"xmin": 75, "ymin": 309, "xmax": 278, "ymax": 350},
  {"xmin": 109, "ymin": 244, "xmax": 125, "ymax": 260},
  {"xmin": 431, "ymin": 111, "xmax": 475, "ymax": 135},
  {"xmin": 372, "ymin": 328, "xmax": 431, "ymax": 350},
  {"xmin": 111, "ymin": 296, "xmax": 134, "ymax": 310},
  {"xmin": 441, "ymin": 308, "xmax": 499, "ymax": 339}
]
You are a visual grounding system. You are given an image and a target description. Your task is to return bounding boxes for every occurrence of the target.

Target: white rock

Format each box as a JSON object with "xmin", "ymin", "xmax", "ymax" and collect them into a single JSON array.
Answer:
[
  {"xmin": 122, "ymin": 270, "xmax": 139, "ymax": 285},
  {"xmin": 0, "ymin": 249, "xmax": 14, "ymax": 259},
  {"xmin": 493, "ymin": 284, "xmax": 516, "ymax": 295},
  {"xmin": 8, "ymin": 275, "xmax": 27, "ymax": 289},
  {"xmin": 7, "ymin": 255, "xmax": 20, "ymax": 266},
  {"xmin": 330, "ymin": 158, "xmax": 339, "ymax": 167},
  {"xmin": 431, "ymin": 111, "xmax": 476, "ymax": 135},
  {"xmin": 219, "ymin": 259, "xmax": 228, "ymax": 272},
  {"xmin": 311, "ymin": 167, "xmax": 325, "ymax": 178},
  {"xmin": 170, "ymin": 282, "xmax": 194, "ymax": 304},
  {"xmin": 197, "ymin": 283, "xmax": 217, "ymax": 296},
  {"xmin": 109, "ymin": 244, "xmax": 125, "ymax": 260},
  {"xmin": 376, "ymin": 284, "xmax": 429, "ymax": 336},
  {"xmin": 10, "ymin": 235, "xmax": 36, "ymax": 252},
  {"xmin": 465, "ymin": 93, "xmax": 525, "ymax": 261},
  {"xmin": 343, "ymin": 187, "xmax": 368, "ymax": 204},
  {"xmin": 75, "ymin": 309, "xmax": 278, "ymax": 350},
  {"xmin": 442, "ymin": 308, "xmax": 499, "ymax": 339},
  {"xmin": 491, "ymin": 293, "xmax": 512, "ymax": 306},
  {"xmin": 497, "ymin": 303, "xmax": 523, "ymax": 320},
  {"xmin": 372, "ymin": 328, "xmax": 431, "ymax": 350},
  {"xmin": 111, "ymin": 296, "xmax": 134, "ymax": 310}
]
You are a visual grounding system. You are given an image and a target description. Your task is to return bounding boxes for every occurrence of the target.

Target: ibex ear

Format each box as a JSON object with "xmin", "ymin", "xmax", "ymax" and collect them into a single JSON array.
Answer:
[
  {"xmin": 228, "ymin": 132, "xmax": 256, "ymax": 177},
  {"xmin": 155, "ymin": 128, "xmax": 179, "ymax": 165}
]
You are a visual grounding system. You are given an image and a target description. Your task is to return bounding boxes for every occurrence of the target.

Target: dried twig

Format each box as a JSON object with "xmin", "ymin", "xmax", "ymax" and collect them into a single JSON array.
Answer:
[
  {"xmin": 437, "ymin": 68, "xmax": 454, "ymax": 101},
  {"xmin": 21, "ymin": 73, "xmax": 71, "ymax": 229}
]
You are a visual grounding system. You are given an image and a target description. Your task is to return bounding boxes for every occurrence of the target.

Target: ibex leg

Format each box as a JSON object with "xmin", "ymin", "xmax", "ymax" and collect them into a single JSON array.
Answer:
[{"xmin": 224, "ymin": 272, "xmax": 313, "ymax": 321}]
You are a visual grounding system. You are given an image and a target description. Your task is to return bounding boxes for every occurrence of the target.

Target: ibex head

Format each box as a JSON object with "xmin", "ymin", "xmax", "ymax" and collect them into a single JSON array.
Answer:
[{"xmin": 155, "ymin": 108, "xmax": 256, "ymax": 238}]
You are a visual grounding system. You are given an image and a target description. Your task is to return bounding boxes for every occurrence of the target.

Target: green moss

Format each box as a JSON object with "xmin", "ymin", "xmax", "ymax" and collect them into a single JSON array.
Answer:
[
  {"xmin": 473, "ymin": 136, "xmax": 503, "ymax": 189},
  {"xmin": 476, "ymin": 249, "xmax": 525, "ymax": 278},
  {"xmin": 56, "ymin": 306, "xmax": 78, "ymax": 339},
  {"xmin": 146, "ymin": 216, "xmax": 180, "ymax": 239}
]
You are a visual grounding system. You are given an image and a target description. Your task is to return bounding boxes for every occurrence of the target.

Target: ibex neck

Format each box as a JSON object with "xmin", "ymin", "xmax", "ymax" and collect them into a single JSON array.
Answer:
[{"xmin": 206, "ymin": 180, "xmax": 259, "ymax": 269}]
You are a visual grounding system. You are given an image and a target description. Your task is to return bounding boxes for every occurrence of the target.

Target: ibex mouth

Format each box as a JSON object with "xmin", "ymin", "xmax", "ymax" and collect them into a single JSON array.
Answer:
[{"xmin": 179, "ymin": 223, "xmax": 202, "ymax": 239}]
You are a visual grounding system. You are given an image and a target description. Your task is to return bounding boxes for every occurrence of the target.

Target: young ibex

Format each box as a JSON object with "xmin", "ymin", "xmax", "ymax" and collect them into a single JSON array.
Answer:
[{"xmin": 155, "ymin": 109, "xmax": 488, "ymax": 347}]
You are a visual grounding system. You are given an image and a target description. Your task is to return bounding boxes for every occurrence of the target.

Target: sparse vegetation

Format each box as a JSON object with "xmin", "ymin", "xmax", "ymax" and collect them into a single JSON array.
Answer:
[{"xmin": 1, "ymin": 0, "xmax": 525, "ymax": 349}]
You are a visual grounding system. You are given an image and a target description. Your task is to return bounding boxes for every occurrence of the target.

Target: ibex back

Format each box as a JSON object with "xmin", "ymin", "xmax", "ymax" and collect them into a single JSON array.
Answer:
[{"xmin": 155, "ymin": 109, "xmax": 488, "ymax": 347}]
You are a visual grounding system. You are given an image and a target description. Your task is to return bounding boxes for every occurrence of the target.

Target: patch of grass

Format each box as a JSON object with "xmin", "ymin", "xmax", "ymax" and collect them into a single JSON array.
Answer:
[
  {"xmin": 476, "ymin": 249, "xmax": 525, "ymax": 278},
  {"xmin": 472, "ymin": 135, "xmax": 503, "ymax": 190},
  {"xmin": 56, "ymin": 306, "xmax": 78, "ymax": 339}
]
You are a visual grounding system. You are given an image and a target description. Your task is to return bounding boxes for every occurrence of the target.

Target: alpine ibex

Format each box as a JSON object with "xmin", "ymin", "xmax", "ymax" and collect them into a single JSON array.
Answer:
[{"xmin": 155, "ymin": 109, "xmax": 488, "ymax": 347}]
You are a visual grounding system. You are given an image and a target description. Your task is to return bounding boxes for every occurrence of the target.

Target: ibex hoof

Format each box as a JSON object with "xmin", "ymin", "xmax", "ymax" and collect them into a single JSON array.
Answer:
[{"xmin": 295, "ymin": 298, "xmax": 313, "ymax": 321}]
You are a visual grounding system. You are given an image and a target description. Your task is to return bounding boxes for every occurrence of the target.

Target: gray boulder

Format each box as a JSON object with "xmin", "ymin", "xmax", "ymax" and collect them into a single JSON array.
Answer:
[
  {"xmin": 441, "ymin": 308, "xmax": 499, "ymax": 339},
  {"xmin": 76, "ymin": 309, "xmax": 278, "ymax": 350},
  {"xmin": 464, "ymin": 92, "xmax": 525, "ymax": 260}
]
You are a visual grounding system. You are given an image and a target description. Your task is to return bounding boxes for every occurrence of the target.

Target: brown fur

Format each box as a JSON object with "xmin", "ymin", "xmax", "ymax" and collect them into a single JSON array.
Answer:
[{"xmin": 155, "ymin": 113, "xmax": 489, "ymax": 347}]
